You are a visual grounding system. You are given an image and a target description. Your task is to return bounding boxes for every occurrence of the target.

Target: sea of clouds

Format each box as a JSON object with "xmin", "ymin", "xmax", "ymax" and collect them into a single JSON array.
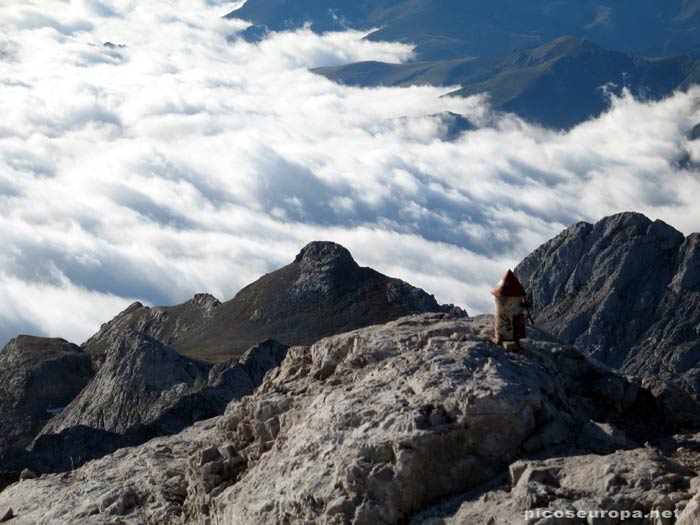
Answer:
[{"xmin": 0, "ymin": 0, "xmax": 699, "ymax": 347}]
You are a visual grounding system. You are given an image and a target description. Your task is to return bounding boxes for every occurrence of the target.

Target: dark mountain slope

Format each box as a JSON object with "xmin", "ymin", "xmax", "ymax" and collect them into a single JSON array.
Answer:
[
  {"xmin": 86, "ymin": 241, "xmax": 463, "ymax": 363},
  {"xmin": 516, "ymin": 212, "xmax": 700, "ymax": 395},
  {"xmin": 0, "ymin": 337, "xmax": 94, "ymax": 450},
  {"xmin": 228, "ymin": 0, "xmax": 700, "ymax": 60},
  {"xmin": 315, "ymin": 37, "xmax": 700, "ymax": 128}
]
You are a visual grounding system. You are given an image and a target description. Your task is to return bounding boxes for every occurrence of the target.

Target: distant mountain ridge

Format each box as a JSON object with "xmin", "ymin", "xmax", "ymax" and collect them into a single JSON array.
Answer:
[
  {"xmin": 228, "ymin": 1, "xmax": 700, "ymax": 128},
  {"xmin": 314, "ymin": 36, "xmax": 700, "ymax": 128},
  {"xmin": 228, "ymin": 0, "xmax": 700, "ymax": 60}
]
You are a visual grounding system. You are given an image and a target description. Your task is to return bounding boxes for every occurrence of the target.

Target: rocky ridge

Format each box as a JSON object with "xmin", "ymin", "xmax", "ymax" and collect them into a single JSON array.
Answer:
[
  {"xmin": 88, "ymin": 241, "xmax": 464, "ymax": 363},
  {"xmin": 2, "ymin": 314, "xmax": 700, "ymax": 524},
  {"xmin": 83, "ymin": 293, "xmax": 221, "ymax": 366},
  {"xmin": 516, "ymin": 211, "xmax": 700, "ymax": 396}
]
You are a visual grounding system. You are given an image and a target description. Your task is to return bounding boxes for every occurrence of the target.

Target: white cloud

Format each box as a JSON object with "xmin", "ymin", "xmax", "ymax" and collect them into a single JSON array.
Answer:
[{"xmin": 0, "ymin": 0, "xmax": 698, "ymax": 347}]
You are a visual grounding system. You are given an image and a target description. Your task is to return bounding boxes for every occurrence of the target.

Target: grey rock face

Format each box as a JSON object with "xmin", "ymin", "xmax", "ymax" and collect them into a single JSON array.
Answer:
[
  {"xmin": 0, "ymin": 314, "xmax": 697, "ymax": 524},
  {"xmin": 0, "ymin": 334, "xmax": 288, "ymax": 489},
  {"xmin": 40, "ymin": 333, "xmax": 288, "ymax": 438},
  {"xmin": 42, "ymin": 331, "xmax": 210, "ymax": 436},
  {"xmin": 89, "ymin": 241, "xmax": 465, "ymax": 363},
  {"xmin": 418, "ymin": 448, "xmax": 696, "ymax": 524},
  {"xmin": 83, "ymin": 293, "xmax": 221, "ymax": 365},
  {"xmin": 516, "ymin": 212, "xmax": 700, "ymax": 394},
  {"xmin": 0, "ymin": 336, "xmax": 94, "ymax": 450},
  {"xmin": 0, "ymin": 419, "xmax": 220, "ymax": 524}
]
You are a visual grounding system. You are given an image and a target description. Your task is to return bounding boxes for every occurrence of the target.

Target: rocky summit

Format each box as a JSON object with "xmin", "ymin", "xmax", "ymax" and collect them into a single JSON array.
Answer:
[
  {"xmin": 516, "ymin": 212, "xmax": 700, "ymax": 397},
  {"xmin": 88, "ymin": 241, "xmax": 464, "ymax": 364},
  {"xmin": 2, "ymin": 314, "xmax": 700, "ymax": 524}
]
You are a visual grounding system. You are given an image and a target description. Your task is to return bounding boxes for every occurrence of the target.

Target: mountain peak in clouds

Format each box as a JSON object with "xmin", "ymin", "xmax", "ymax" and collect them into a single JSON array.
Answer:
[{"xmin": 84, "ymin": 242, "xmax": 465, "ymax": 363}]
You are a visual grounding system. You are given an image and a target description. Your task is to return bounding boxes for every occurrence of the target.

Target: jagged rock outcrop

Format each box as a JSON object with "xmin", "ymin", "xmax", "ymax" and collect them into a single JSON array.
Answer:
[
  {"xmin": 83, "ymin": 293, "xmax": 221, "ymax": 365},
  {"xmin": 42, "ymin": 331, "xmax": 211, "ymax": 436},
  {"xmin": 3, "ymin": 314, "xmax": 697, "ymax": 524},
  {"xmin": 0, "ymin": 335, "xmax": 288, "ymax": 489},
  {"xmin": 88, "ymin": 241, "xmax": 464, "ymax": 363},
  {"xmin": 0, "ymin": 336, "xmax": 94, "ymax": 450},
  {"xmin": 516, "ymin": 212, "xmax": 700, "ymax": 395},
  {"xmin": 0, "ymin": 240, "xmax": 459, "ymax": 492},
  {"xmin": 39, "ymin": 333, "xmax": 287, "ymax": 437}
]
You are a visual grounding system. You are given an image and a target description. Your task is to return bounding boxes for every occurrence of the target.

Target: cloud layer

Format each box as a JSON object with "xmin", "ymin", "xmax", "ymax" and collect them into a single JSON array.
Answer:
[{"xmin": 0, "ymin": 0, "xmax": 699, "ymax": 347}]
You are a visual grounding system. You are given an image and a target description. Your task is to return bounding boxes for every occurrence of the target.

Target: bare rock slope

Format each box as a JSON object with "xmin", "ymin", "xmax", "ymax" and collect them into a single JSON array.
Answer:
[
  {"xmin": 516, "ymin": 212, "xmax": 700, "ymax": 395},
  {"xmin": 42, "ymin": 333, "xmax": 289, "ymax": 437},
  {"xmin": 3, "ymin": 314, "xmax": 699, "ymax": 524},
  {"xmin": 0, "ymin": 334, "xmax": 288, "ymax": 492}
]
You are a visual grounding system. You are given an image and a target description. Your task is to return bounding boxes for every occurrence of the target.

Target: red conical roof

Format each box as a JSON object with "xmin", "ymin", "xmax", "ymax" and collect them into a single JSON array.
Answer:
[{"xmin": 491, "ymin": 270, "xmax": 526, "ymax": 297}]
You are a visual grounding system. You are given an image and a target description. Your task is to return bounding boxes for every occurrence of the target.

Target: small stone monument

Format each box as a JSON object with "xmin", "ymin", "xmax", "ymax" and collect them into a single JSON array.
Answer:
[{"xmin": 491, "ymin": 269, "xmax": 530, "ymax": 346}]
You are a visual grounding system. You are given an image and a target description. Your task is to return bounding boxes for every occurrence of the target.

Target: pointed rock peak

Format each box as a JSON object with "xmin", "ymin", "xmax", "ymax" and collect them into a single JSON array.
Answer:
[
  {"xmin": 294, "ymin": 241, "xmax": 357, "ymax": 267},
  {"xmin": 491, "ymin": 270, "xmax": 526, "ymax": 297},
  {"xmin": 595, "ymin": 212, "xmax": 683, "ymax": 248},
  {"xmin": 189, "ymin": 293, "xmax": 221, "ymax": 307},
  {"xmin": 124, "ymin": 301, "xmax": 145, "ymax": 314}
]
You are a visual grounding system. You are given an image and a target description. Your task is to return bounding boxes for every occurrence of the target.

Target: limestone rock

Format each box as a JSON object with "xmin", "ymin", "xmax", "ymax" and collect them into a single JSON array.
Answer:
[
  {"xmin": 516, "ymin": 212, "xmax": 700, "ymax": 398},
  {"xmin": 18, "ymin": 469, "xmax": 35, "ymax": 481},
  {"xmin": 0, "ymin": 314, "xmax": 693, "ymax": 525},
  {"xmin": 42, "ymin": 330, "xmax": 211, "ymax": 435},
  {"xmin": 577, "ymin": 420, "xmax": 637, "ymax": 454},
  {"xmin": 41, "ymin": 334, "xmax": 288, "ymax": 437},
  {"xmin": 0, "ymin": 419, "xmax": 220, "ymax": 524},
  {"xmin": 677, "ymin": 491, "xmax": 700, "ymax": 525},
  {"xmin": 191, "ymin": 315, "xmax": 653, "ymax": 524},
  {"xmin": 0, "ymin": 336, "xmax": 288, "ymax": 485},
  {"xmin": 418, "ymin": 448, "xmax": 694, "ymax": 524},
  {"xmin": 0, "ymin": 507, "xmax": 13, "ymax": 523}
]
